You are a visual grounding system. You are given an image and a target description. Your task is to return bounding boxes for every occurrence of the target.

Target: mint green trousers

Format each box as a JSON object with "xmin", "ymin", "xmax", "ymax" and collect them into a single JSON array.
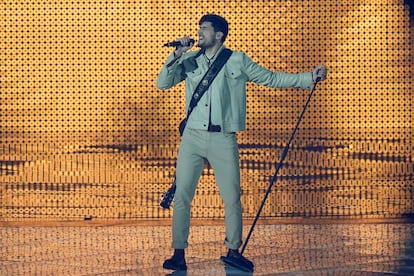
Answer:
[{"xmin": 172, "ymin": 128, "xmax": 242, "ymax": 250}]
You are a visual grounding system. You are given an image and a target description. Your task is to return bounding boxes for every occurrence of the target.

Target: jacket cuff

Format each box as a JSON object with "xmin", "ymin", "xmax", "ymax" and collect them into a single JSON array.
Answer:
[{"xmin": 166, "ymin": 52, "xmax": 182, "ymax": 68}]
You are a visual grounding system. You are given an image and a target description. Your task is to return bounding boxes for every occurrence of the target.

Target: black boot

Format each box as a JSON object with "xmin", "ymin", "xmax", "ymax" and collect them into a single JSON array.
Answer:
[
  {"xmin": 220, "ymin": 248, "xmax": 254, "ymax": 272},
  {"xmin": 163, "ymin": 249, "xmax": 187, "ymax": 271}
]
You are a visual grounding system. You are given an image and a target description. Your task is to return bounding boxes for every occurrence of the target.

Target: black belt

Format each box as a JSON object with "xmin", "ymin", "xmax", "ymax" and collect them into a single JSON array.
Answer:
[{"xmin": 207, "ymin": 124, "xmax": 221, "ymax": 132}]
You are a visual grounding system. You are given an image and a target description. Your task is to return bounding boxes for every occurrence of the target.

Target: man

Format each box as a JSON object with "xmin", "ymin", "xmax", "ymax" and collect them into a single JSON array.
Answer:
[{"xmin": 157, "ymin": 14, "xmax": 327, "ymax": 271}]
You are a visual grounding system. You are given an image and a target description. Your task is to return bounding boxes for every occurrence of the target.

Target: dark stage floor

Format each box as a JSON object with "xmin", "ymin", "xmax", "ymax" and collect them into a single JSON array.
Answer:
[{"xmin": 1, "ymin": 220, "xmax": 414, "ymax": 275}]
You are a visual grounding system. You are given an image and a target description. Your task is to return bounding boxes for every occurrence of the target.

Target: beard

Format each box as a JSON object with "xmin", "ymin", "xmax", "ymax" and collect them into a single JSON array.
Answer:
[{"xmin": 197, "ymin": 36, "xmax": 217, "ymax": 49}]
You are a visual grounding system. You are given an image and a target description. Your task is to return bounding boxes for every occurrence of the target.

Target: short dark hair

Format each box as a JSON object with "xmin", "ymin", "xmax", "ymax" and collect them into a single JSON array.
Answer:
[{"xmin": 199, "ymin": 14, "xmax": 229, "ymax": 42}]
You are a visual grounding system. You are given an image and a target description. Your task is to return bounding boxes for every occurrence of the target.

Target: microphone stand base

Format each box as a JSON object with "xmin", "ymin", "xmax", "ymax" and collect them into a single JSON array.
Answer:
[{"xmin": 220, "ymin": 255, "xmax": 254, "ymax": 274}]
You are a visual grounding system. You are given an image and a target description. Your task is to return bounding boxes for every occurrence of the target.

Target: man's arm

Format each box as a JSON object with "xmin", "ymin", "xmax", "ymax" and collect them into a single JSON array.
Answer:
[
  {"xmin": 237, "ymin": 52, "xmax": 326, "ymax": 90},
  {"xmin": 156, "ymin": 52, "xmax": 185, "ymax": 90},
  {"xmin": 156, "ymin": 37, "xmax": 194, "ymax": 90}
]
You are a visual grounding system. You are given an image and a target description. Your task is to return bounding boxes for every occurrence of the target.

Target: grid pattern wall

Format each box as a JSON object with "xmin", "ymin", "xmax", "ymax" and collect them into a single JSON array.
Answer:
[{"xmin": 0, "ymin": 0, "xmax": 413, "ymax": 221}]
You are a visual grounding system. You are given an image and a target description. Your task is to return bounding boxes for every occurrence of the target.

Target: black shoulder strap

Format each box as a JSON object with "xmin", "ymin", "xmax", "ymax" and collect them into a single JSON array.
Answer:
[{"xmin": 186, "ymin": 48, "xmax": 232, "ymax": 118}]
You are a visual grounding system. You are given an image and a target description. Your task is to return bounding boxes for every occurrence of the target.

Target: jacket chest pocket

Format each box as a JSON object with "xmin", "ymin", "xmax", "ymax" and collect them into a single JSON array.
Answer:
[
  {"xmin": 224, "ymin": 68, "xmax": 242, "ymax": 80},
  {"xmin": 185, "ymin": 68, "xmax": 204, "ymax": 86},
  {"xmin": 224, "ymin": 68, "xmax": 243, "ymax": 90}
]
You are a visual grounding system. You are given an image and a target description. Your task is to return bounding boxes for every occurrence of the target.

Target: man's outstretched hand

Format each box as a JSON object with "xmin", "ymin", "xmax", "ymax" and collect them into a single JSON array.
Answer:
[{"xmin": 312, "ymin": 65, "xmax": 328, "ymax": 82}]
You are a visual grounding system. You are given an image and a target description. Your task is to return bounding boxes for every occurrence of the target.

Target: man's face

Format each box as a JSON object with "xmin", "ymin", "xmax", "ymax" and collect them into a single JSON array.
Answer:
[{"xmin": 198, "ymin": 21, "xmax": 219, "ymax": 48}]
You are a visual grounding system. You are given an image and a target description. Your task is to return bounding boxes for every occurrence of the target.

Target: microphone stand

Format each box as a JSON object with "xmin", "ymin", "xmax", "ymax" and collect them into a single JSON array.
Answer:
[{"xmin": 241, "ymin": 79, "xmax": 320, "ymax": 255}]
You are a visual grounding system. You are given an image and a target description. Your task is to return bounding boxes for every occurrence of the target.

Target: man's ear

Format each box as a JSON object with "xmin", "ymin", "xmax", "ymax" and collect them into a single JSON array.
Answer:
[{"xmin": 215, "ymin": 31, "xmax": 224, "ymax": 41}]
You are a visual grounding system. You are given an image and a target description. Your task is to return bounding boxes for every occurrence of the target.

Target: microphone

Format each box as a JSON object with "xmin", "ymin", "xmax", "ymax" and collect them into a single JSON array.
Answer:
[{"xmin": 164, "ymin": 39, "xmax": 195, "ymax": 47}]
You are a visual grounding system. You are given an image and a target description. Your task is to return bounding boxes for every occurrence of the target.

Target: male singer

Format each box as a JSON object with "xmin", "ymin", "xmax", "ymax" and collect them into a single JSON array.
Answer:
[{"xmin": 157, "ymin": 13, "xmax": 327, "ymax": 272}]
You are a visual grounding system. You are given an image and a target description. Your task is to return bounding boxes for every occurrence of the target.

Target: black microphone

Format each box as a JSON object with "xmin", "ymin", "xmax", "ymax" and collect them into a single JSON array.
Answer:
[{"xmin": 164, "ymin": 39, "xmax": 195, "ymax": 47}]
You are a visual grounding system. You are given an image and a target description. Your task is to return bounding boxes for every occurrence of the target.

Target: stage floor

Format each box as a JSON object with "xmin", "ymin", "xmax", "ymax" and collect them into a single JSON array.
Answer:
[{"xmin": 1, "ymin": 220, "xmax": 414, "ymax": 275}]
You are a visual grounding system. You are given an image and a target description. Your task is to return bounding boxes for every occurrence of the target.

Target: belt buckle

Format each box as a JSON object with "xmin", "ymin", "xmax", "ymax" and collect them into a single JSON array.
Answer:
[{"xmin": 208, "ymin": 124, "xmax": 221, "ymax": 132}]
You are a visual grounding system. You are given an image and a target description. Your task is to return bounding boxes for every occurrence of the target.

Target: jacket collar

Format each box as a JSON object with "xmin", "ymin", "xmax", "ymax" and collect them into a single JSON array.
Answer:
[{"xmin": 196, "ymin": 44, "xmax": 226, "ymax": 60}]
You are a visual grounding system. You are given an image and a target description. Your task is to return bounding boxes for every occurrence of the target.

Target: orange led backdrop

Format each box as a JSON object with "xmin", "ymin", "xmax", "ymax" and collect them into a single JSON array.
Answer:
[{"xmin": 0, "ymin": 0, "xmax": 413, "ymax": 221}]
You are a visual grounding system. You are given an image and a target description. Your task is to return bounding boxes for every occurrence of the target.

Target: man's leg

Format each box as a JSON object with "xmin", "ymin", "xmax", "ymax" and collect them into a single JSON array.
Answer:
[
  {"xmin": 163, "ymin": 129, "xmax": 206, "ymax": 271},
  {"xmin": 172, "ymin": 129, "xmax": 206, "ymax": 248},
  {"xmin": 207, "ymin": 132, "xmax": 242, "ymax": 249},
  {"xmin": 207, "ymin": 132, "xmax": 254, "ymax": 272}
]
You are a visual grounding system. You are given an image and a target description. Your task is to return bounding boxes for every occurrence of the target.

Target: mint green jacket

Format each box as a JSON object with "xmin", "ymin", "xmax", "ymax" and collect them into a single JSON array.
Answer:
[{"xmin": 157, "ymin": 47, "xmax": 314, "ymax": 133}]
